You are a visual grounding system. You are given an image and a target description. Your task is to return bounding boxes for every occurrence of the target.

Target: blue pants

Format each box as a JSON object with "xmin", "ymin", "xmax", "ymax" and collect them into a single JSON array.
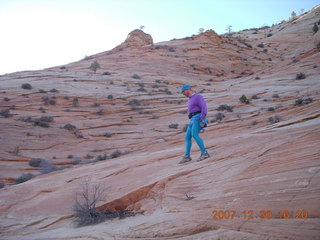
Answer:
[{"xmin": 185, "ymin": 114, "xmax": 207, "ymax": 156}]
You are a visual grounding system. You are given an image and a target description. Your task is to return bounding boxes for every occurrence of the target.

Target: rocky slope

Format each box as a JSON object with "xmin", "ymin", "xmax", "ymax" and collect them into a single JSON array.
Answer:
[{"xmin": 0, "ymin": 5, "xmax": 319, "ymax": 240}]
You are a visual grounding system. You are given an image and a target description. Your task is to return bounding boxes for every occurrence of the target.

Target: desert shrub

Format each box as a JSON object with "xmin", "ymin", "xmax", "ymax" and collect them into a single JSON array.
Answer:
[
  {"xmin": 168, "ymin": 47, "xmax": 175, "ymax": 52},
  {"xmin": 39, "ymin": 116, "xmax": 54, "ymax": 122},
  {"xmin": 110, "ymin": 150, "xmax": 123, "ymax": 158},
  {"xmin": 132, "ymin": 74, "xmax": 141, "ymax": 79},
  {"xmin": 4, "ymin": 97, "xmax": 10, "ymax": 101},
  {"xmin": 129, "ymin": 99, "xmax": 141, "ymax": 110},
  {"xmin": 0, "ymin": 182, "xmax": 4, "ymax": 188},
  {"xmin": 33, "ymin": 119, "xmax": 50, "ymax": 128},
  {"xmin": 29, "ymin": 158, "xmax": 46, "ymax": 167},
  {"xmin": 64, "ymin": 124, "xmax": 77, "ymax": 131},
  {"xmin": 294, "ymin": 98, "xmax": 313, "ymax": 106},
  {"xmin": 252, "ymin": 95, "xmax": 260, "ymax": 99},
  {"xmin": 21, "ymin": 83, "xmax": 32, "ymax": 90},
  {"xmin": 240, "ymin": 95, "xmax": 250, "ymax": 104},
  {"xmin": 215, "ymin": 112, "xmax": 225, "ymax": 121},
  {"xmin": 73, "ymin": 97, "xmax": 79, "ymax": 107},
  {"xmin": 169, "ymin": 123, "xmax": 179, "ymax": 129},
  {"xmin": 15, "ymin": 173, "xmax": 34, "ymax": 184},
  {"xmin": 272, "ymin": 94, "xmax": 280, "ymax": 98},
  {"xmin": 257, "ymin": 43, "xmax": 264, "ymax": 48},
  {"xmin": 296, "ymin": 73, "xmax": 306, "ymax": 79},
  {"xmin": 104, "ymin": 132, "xmax": 112, "ymax": 138},
  {"xmin": 40, "ymin": 160, "xmax": 57, "ymax": 174},
  {"xmin": 313, "ymin": 23, "xmax": 319, "ymax": 34},
  {"xmin": 268, "ymin": 107, "xmax": 275, "ymax": 111},
  {"xmin": 91, "ymin": 103, "xmax": 100, "ymax": 107},
  {"xmin": 49, "ymin": 88, "xmax": 58, "ymax": 93},
  {"xmin": 267, "ymin": 33, "xmax": 273, "ymax": 37},
  {"xmin": 217, "ymin": 104, "xmax": 233, "ymax": 112},
  {"xmin": 39, "ymin": 89, "xmax": 47, "ymax": 93},
  {"xmin": 268, "ymin": 115, "xmax": 282, "ymax": 124},
  {"xmin": 107, "ymin": 95, "xmax": 113, "ymax": 100},
  {"xmin": 137, "ymin": 87, "xmax": 147, "ymax": 92},
  {"xmin": 42, "ymin": 96, "xmax": 56, "ymax": 105},
  {"xmin": 102, "ymin": 71, "xmax": 111, "ymax": 75},
  {"xmin": 0, "ymin": 109, "xmax": 12, "ymax": 118},
  {"xmin": 95, "ymin": 154, "xmax": 110, "ymax": 161},
  {"xmin": 97, "ymin": 109, "xmax": 104, "ymax": 115}
]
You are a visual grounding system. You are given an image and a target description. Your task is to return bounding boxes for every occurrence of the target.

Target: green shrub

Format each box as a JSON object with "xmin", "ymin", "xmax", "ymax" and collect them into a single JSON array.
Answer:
[
  {"xmin": 89, "ymin": 61, "xmax": 100, "ymax": 73},
  {"xmin": 240, "ymin": 95, "xmax": 250, "ymax": 104}
]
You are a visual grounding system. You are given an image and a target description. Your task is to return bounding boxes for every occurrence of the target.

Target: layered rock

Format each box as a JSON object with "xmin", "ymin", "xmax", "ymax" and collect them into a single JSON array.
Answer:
[{"xmin": 0, "ymin": 5, "xmax": 319, "ymax": 240}]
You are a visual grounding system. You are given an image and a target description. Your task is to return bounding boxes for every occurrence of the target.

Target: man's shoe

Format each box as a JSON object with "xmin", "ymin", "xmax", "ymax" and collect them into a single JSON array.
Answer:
[
  {"xmin": 197, "ymin": 152, "xmax": 210, "ymax": 161},
  {"xmin": 179, "ymin": 156, "xmax": 192, "ymax": 164}
]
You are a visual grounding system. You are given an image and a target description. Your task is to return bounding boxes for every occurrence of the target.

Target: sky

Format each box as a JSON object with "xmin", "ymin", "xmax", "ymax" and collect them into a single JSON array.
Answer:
[{"xmin": 0, "ymin": 0, "xmax": 319, "ymax": 75}]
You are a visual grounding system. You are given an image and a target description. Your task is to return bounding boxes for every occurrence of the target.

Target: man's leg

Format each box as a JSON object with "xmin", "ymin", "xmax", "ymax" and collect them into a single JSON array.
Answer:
[
  {"xmin": 191, "ymin": 120, "xmax": 207, "ymax": 154},
  {"xmin": 184, "ymin": 124, "xmax": 192, "ymax": 156}
]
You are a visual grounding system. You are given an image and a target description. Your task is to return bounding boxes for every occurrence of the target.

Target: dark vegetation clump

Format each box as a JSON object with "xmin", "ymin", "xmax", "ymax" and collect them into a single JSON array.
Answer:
[
  {"xmin": 252, "ymin": 95, "xmax": 260, "ymax": 99},
  {"xmin": 104, "ymin": 132, "xmax": 112, "ymax": 138},
  {"xmin": 42, "ymin": 96, "xmax": 57, "ymax": 105},
  {"xmin": 132, "ymin": 74, "xmax": 141, "ymax": 79},
  {"xmin": 217, "ymin": 104, "xmax": 233, "ymax": 112},
  {"xmin": 64, "ymin": 124, "xmax": 77, "ymax": 131},
  {"xmin": 129, "ymin": 99, "xmax": 141, "ymax": 110},
  {"xmin": 268, "ymin": 115, "xmax": 282, "ymax": 124},
  {"xmin": 15, "ymin": 173, "xmax": 34, "ymax": 184},
  {"xmin": 21, "ymin": 83, "xmax": 32, "ymax": 90},
  {"xmin": 29, "ymin": 158, "xmax": 45, "ymax": 167},
  {"xmin": 296, "ymin": 72, "xmax": 306, "ymax": 80},
  {"xmin": 215, "ymin": 112, "xmax": 225, "ymax": 122},
  {"xmin": 294, "ymin": 98, "xmax": 313, "ymax": 106},
  {"xmin": 169, "ymin": 123, "xmax": 179, "ymax": 129},
  {"xmin": 0, "ymin": 109, "xmax": 12, "ymax": 118}
]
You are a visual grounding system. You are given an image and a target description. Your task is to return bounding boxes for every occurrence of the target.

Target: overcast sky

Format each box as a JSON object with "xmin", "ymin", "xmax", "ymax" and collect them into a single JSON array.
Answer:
[{"xmin": 0, "ymin": 0, "xmax": 319, "ymax": 75}]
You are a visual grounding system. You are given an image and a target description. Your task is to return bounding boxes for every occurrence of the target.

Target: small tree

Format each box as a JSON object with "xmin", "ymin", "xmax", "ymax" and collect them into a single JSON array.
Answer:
[
  {"xmin": 225, "ymin": 25, "xmax": 232, "ymax": 34},
  {"xmin": 198, "ymin": 28, "xmax": 204, "ymax": 34},
  {"xmin": 139, "ymin": 25, "xmax": 145, "ymax": 30},
  {"xmin": 90, "ymin": 61, "xmax": 100, "ymax": 73},
  {"xmin": 290, "ymin": 11, "xmax": 297, "ymax": 20}
]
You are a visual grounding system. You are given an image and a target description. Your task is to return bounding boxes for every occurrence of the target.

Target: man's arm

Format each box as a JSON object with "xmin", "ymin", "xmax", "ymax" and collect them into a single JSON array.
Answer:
[{"xmin": 198, "ymin": 95, "xmax": 207, "ymax": 119}]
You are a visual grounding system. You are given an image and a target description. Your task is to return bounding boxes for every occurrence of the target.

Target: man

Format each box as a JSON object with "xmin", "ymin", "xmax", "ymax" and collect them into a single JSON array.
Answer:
[{"xmin": 179, "ymin": 84, "xmax": 210, "ymax": 164}]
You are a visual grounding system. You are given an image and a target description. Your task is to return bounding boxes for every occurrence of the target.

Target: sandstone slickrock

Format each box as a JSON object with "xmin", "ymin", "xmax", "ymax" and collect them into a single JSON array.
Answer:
[{"xmin": 0, "ymin": 6, "xmax": 320, "ymax": 240}]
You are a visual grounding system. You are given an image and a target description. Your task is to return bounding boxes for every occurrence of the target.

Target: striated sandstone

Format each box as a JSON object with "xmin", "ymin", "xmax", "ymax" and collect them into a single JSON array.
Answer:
[{"xmin": 0, "ymin": 6, "xmax": 320, "ymax": 240}]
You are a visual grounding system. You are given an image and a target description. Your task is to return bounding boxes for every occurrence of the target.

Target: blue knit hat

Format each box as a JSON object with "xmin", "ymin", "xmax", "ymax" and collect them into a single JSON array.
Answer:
[{"xmin": 179, "ymin": 84, "xmax": 191, "ymax": 93}]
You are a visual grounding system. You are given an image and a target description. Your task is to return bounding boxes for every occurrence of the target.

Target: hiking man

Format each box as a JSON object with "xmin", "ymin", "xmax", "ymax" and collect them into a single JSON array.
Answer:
[{"xmin": 179, "ymin": 84, "xmax": 210, "ymax": 164}]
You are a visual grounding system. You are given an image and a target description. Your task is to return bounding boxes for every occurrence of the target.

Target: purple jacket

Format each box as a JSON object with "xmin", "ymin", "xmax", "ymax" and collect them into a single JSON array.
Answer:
[{"xmin": 188, "ymin": 94, "xmax": 207, "ymax": 119}]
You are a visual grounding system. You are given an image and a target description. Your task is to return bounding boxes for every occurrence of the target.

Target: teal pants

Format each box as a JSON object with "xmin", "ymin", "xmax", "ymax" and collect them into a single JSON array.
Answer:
[{"xmin": 185, "ymin": 114, "xmax": 207, "ymax": 156}]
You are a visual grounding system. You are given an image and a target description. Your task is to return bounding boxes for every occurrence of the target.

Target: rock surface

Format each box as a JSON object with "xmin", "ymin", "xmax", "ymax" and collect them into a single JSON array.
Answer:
[{"xmin": 0, "ymin": 6, "xmax": 320, "ymax": 240}]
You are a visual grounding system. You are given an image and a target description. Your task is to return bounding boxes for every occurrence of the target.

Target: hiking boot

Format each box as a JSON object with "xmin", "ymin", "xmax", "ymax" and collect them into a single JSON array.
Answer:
[
  {"xmin": 179, "ymin": 155, "xmax": 192, "ymax": 164},
  {"xmin": 197, "ymin": 152, "xmax": 210, "ymax": 161}
]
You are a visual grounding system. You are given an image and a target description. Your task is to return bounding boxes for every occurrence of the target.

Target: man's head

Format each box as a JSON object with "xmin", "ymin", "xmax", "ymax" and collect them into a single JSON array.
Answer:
[{"xmin": 179, "ymin": 84, "xmax": 193, "ymax": 97}]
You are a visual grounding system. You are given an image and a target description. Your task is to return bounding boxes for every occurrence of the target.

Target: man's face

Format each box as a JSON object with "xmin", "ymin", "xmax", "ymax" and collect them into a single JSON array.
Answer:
[{"xmin": 182, "ymin": 88, "xmax": 192, "ymax": 97}]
